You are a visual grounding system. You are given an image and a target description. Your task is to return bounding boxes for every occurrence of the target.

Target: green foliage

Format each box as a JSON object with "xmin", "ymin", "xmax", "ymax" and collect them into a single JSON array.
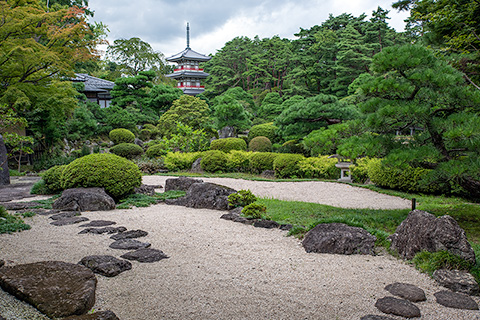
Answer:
[
  {"xmin": 248, "ymin": 136, "xmax": 272, "ymax": 152},
  {"xmin": 30, "ymin": 179, "xmax": 50, "ymax": 195},
  {"xmin": 259, "ymin": 92, "xmax": 284, "ymax": 121},
  {"xmin": 43, "ymin": 165, "xmax": 67, "ymax": 193},
  {"xmin": 139, "ymin": 129, "xmax": 152, "ymax": 141},
  {"xmin": 116, "ymin": 191, "xmax": 186, "ymax": 209},
  {"xmin": 147, "ymin": 84, "xmax": 183, "ymax": 114},
  {"xmin": 210, "ymin": 138, "xmax": 247, "ymax": 153},
  {"xmin": 226, "ymin": 150, "xmax": 251, "ymax": 172},
  {"xmin": 8, "ymin": 169, "xmax": 25, "ymax": 176},
  {"xmin": 279, "ymin": 140, "xmax": 306, "ymax": 155},
  {"xmin": 297, "ymin": 156, "xmax": 339, "ymax": 179},
  {"xmin": 248, "ymin": 123, "xmax": 278, "ymax": 142},
  {"xmin": 0, "ymin": 206, "xmax": 31, "ymax": 234},
  {"xmin": 248, "ymin": 152, "xmax": 279, "ymax": 173},
  {"xmin": 103, "ymin": 105, "xmax": 137, "ymax": 132},
  {"xmin": 200, "ymin": 150, "xmax": 228, "ymax": 173},
  {"xmin": 164, "ymin": 152, "xmax": 201, "ymax": 172},
  {"xmin": 146, "ymin": 142, "xmax": 171, "ymax": 158},
  {"xmin": 61, "ymin": 153, "xmax": 142, "ymax": 199},
  {"xmin": 212, "ymin": 93, "xmax": 252, "ymax": 131},
  {"xmin": 143, "ymin": 123, "xmax": 160, "ymax": 139},
  {"xmin": 65, "ymin": 105, "xmax": 98, "ymax": 141},
  {"xmin": 32, "ymin": 152, "xmax": 77, "ymax": 172},
  {"xmin": 273, "ymin": 154, "xmax": 305, "ymax": 178},
  {"xmin": 412, "ymin": 251, "xmax": 474, "ymax": 277},
  {"xmin": 228, "ymin": 189, "xmax": 257, "ymax": 208},
  {"xmin": 241, "ymin": 203, "xmax": 267, "ymax": 219},
  {"xmin": 350, "ymin": 157, "xmax": 374, "ymax": 183},
  {"xmin": 132, "ymin": 157, "xmax": 165, "ymax": 174},
  {"xmin": 167, "ymin": 123, "xmax": 210, "ymax": 153},
  {"xmin": 109, "ymin": 128, "xmax": 135, "ymax": 145},
  {"xmin": 110, "ymin": 70, "xmax": 155, "ymax": 110},
  {"xmin": 110, "ymin": 143, "xmax": 144, "ymax": 159}
]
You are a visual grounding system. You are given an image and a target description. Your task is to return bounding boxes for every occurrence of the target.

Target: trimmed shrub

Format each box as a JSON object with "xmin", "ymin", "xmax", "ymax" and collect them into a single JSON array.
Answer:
[
  {"xmin": 248, "ymin": 152, "xmax": 279, "ymax": 173},
  {"xmin": 164, "ymin": 152, "xmax": 201, "ymax": 172},
  {"xmin": 139, "ymin": 129, "xmax": 152, "ymax": 141},
  {"xmin": 146, "ymin": 141, "xmax": 171, "ymax": 158},
  {"xmin": 226, "ymin": 150, "xmax": 251, "ymax": 172},
  {"xmin": 201, "ymin": 150, "xmax": 228, "ymax": 173},
  {"xmin": 42, "ymin": 165, "xmax": 67, "ymax": 193},
  {"xmin": 350, "ymin": 157, "xmax": 374, "ymax": 183},
  {"xmin": 30, "ymin": 179, "xmax": 50, "ymax": 195},
  {"xmin": 210, "ymin": 138, "xmax": 247, "ymax": 153},
  {"xmin": 298, "ymin": 156, "xmax": 339, "ymax": 179},
  {"xmin": 143, "ymin": 123, "xmax": 160, "ymax": 139},
  {"xmin": 248, "ymin": 136, "xmax": 272, "ymax": 152},
  {"xmin": 109, "ymin": 128, "xmax": 135, "ymax": 145},
  {"xmin": 241, "ymin": 203, "xmax": 267, "ymax": 219},
  {"xmin": 110, "ymin": 143, "xmax": 144, "ymax": 159},
  {"xmin": 61, "ymin": 153, "xmax": 142, "ymax": 199},
  {"xmin": 280, "ymin": 139, "xmax": 306, "ymax": 154},
  {"xmin": 228, "ymin": 189, "xmax": 257, "ymax": 208},
  {"xmin": 248, "ymin": 122, "xmax": 278, "ymax": 142},
  {"xmin": 273, "ymin": 153, "xmax": 305, "ymax": 178}
]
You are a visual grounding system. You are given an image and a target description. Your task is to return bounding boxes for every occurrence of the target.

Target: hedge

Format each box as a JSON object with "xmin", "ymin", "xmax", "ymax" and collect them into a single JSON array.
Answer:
[
  {"xmin": 201, "ymin": 150, "xmax": 228, "ymax": 173},
  {"xmin": 210, "ymin": 138, "xmax": 247, "ymax": 153},
  {"xmin": 273, "ymin": 153, "xmax": 305, "ymax": 178},
  {"xmin": 248, "ymin": 152, "xmax": 279, "ymax": 173},
  {"xmin": 297, "ymin": 156, "xmax": 339, "ymax": 179}
]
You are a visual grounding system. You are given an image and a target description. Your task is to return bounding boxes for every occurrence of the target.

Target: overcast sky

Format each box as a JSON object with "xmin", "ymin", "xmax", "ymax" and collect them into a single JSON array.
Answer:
[{"xmin": 88, "ymin": 0, "xmax": 410, "ymax": 58}]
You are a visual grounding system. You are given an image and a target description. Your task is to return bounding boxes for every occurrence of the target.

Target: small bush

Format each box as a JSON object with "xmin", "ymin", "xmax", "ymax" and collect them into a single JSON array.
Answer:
[
  {"xmin": 248, "ymin": 136, "xmax": 272, "ymax": 152},
  {"xmin": 30, "ymin": 179, "xmax": 50, "ymax": 195},
  {"xmin": 61, "ymin": 153, "xmax": 142, "ymax": 199},
  {"xmin": 133, "ymin": 157, "xmax": 165, "ymax": 174},
  {"xmin": 248, "ymin": 122, "xmax": 278, "ymax": 142},
  {"xmin": 412, "ymin": 250, "xmax": 474, "ymax": 276},
  {"xmin": 145, "ymin": 140, "xmax": 171, "ymax": 158},
  {"xmin": 226, "ymin": 150, "xmax": 251, "ymax": 172},
  {"xmin": 109, "ymin": 128, "xmax": 135, "ymax": 145},
  {"xmin": 228, "ymin": 189, "xmax": 257, "ymax": 208},
  {"xmin": 298, "ymin": 156, "xmax": 339, "ymax": 179},
  {"xmin": 273, "ymin": 153, "xmax": 305, "ymax": 178},
  {"xmin": 164, "ymin": 152, "xmax": 201, "ymax": 172},
  {"xmin": 139, "ymin": 129, "xmax": 152, "ymax": 141},
  {"xmin": 143, "ymin": 124, "xmax": 160, "ymax": 139},
  {"xmin": 210, "ymin": 138, "xmax": 247, "ymax": 153},
  {"xmin": 43, "ymin": 165, "xmax": 67, "ymax": 193},
  {"xmin": 248, "ymin": 152, "xmax": 279, "ymax": 173},
  {"xmin": 350, "ymin": 157, "xmax": 375, "ymax": 183},
  {"xmin": 280, "ymin": 140, "xmax": 306, "ymax": 154},
  {"xmin": 110, "ymin": 143, "xmax": 144, "ymax": 159},
  {"xmin": 201, "ymin": 150, "xmax": 228, "ymax": 173},
  {"xmin": 241, "ymin": 203, "xmax": 267, "ymax": 219}
]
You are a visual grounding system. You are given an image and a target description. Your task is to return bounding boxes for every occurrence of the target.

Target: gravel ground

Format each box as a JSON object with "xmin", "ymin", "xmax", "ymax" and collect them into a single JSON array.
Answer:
[{"xmin": 0, "ymin": 176, "xmax": 478, "ymax": 320}]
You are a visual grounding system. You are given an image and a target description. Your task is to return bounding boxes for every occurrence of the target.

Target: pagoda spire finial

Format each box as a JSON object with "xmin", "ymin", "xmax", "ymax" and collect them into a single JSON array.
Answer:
[{"xmin": 186, "ymin": 22, "xmax": 190, "ymax": 49}]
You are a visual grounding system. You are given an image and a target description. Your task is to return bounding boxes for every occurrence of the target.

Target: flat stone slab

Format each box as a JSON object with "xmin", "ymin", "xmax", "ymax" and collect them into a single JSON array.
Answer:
[
  {"xmin": 79, "ymin": 227, "xmax": 127, "ymax": 235},
  {"xmin": 110, "ymin": 229, "xmax": 148, "ymax": 240},
  {"xmin": 360, "ymin": 315, "xmax": 396, "ymax": 320},
  {"xmin": 63, "ymin": 310, "xmax": 120, "ymax": 320},
  {"xmin": 434, "ymin": 290, "xmax": 479, "ymax": 310},
  {"xmin": 79, "ymin": 255, "xmax": 132, "ymax": 277},
  {"xmin": 253, "ymin": 220, "xmax": 279, "ymax": 229},
  {"xmin": 0, "ymin": 261, "xmax": 96, "ymax": 318},
  {"xmin": 433, "ymin": 269, "xmax": 480, "ymax": 296},
  {"xmin": 0, "ymin": 201, "xmax": 43, "ymax": 210},
  {"xmin": 120, "ymin": 248, "xmax": 169, "ymax": 263},
  {"xmin": 385, "ymin": 283, "xmax": 426, "ymax": 302},
  {"xmin": 79, "ymin": 220, "xmax": 116, "ymax": 228},
  {"xmin": 375, "ymin": 296, "xmax": 421, "ymax": 318},
  {"xmin": 50, "ymin": 211, "xmax": 81, "ymax": 220},
  {"xmin": 109, "ymin": 239, "xmax": 151, "ymax": 250},
  {"xmin": 51, "ymin": 217, "xmax": 89, "ymax": 226}
]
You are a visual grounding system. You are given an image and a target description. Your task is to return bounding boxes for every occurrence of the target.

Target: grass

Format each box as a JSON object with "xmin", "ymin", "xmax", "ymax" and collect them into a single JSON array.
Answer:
[
  {"xmin": 116, "ymin": 190, "xmax": 186, "ymax": 209},
  {"xmin": 0, "ymin": 206, "xmax": 31, "ymax": 234}
]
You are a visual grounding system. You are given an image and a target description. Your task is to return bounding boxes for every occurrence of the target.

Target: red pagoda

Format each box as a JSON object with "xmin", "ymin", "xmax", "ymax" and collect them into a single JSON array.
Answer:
[{"xmin": 166, "ymin": 23, "xmax": 211, "ymax": 96}]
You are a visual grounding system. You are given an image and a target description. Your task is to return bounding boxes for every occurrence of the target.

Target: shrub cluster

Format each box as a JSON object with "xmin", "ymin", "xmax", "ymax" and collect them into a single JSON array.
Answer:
[
  {"xmin": 297, "ymin": 156, "xmax": 338, "ymax": 179},
  {"xmin": 226, "ymin": 150, "xmax": 251, "ymax": 172},
  {"xmin": 201, "ymin": 150, "xmax": 228, "ymax": 173},
  {"xmin": 241, "ymin": 203, "xmax": 267, "ymax": 219},
  {"xmin": 109, "ymin": 128, "xmax": 135, "ymax": 145},
  {"xmin": 248, "ymin": 136, "xmax": 272, "ymax": 152},
  {"xmin": 210, "ymin": 138, "xmax": 247, "ymax": 153},
  {"xmin": 228, "ymin": 190, "xmax": 257, "ymax": 208},
  {"xmin": 146, "ymin": 141, "xmax": 171, "ymax": 158},
  {"xmin": 164, "ymin": 152, "xmax": 201, "ymax": 172},
  {"xmin": 42, "ymin": 165, "xmax": 67, "ymax": 193},
  {"xmin": 133, "ymin": 157, "xmax": 165, "ymax": 174},
  {"xmin": 273, "ymin": 154, "xmax": 305, "ymax": 178},
  {"xmin": 110, "ymin": 143, "xmax": 144, "ymax": 159},
  {"xmin": 248, "ymin": 123, "xmax": 278, "ymax": 142},
  {"xmin": 139, "ymin": 129, "xmax": 152, "ymax": 141},
  {"xmin": 248, "ymin": 152, "xmax": 279, "ymax": 173}
]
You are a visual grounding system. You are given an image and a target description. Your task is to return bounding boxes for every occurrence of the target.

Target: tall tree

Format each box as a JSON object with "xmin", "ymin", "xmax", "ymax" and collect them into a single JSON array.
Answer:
[{"xmin": 110, "ymin": 70, "xmax": 156, "ymax": 111}]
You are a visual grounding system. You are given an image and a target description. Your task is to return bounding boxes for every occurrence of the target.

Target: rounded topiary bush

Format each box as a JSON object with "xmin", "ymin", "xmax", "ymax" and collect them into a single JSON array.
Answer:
[
  {"xmin": 61, "ymin": 153, "xmax": 142, "ymax": 199},
  {"xmin": 228, "ymin": 189, "xmax": 257, "ymax": 208},
  {"xmin": 210, "ymin": 138, "xmax": 247, "ymax": 153},
  {"xmin": 110, "ymin": 143, "xmax": 144, "ymax": 159},
  {"xmin": 248, "ymin": 136, "xmax": 272, "ymax": 152},
  {"xmin": 248, "ymin": 152, "xmax": 279, "ymax": 173},
  {"xmin": 109, "ymin": 128, "xmax": 135, "ymax": 145},
  {"xmin": 43, "ymin": 165, "xmax": 67, "ymax": 193},
  {"xmin": 143, "ymin": 124, "xmax": 160, "ymax": 139},
  {"xmin": 248, "ymin": 122, "xmax": 278, "ymax": 142},
  {"xmin": 145, "ymin": 143, "xmax": 169, "ymax": 158},
  {"xmin": 273, "ymin": 153, "xmax": 305, "ymax": 178},
  {"xmin": 138, "ymin": 129, "xmax": 152, "ymax": 141},
  {"xmin": 200, "ymin": 150, "xmax": 228, "ymax": 173}
]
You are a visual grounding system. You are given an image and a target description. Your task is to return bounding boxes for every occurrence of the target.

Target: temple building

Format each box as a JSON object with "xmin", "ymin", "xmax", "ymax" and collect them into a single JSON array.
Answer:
[{"xmin": 165, "ymin": 23, "xmax": 211, "ymax": 96}]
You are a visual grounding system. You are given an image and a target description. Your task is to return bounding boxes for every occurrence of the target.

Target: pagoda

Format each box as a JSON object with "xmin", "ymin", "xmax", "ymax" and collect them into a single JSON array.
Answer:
[{"xmin": 166, "ymin": 23, "xmax": 211, "ymax": 96}]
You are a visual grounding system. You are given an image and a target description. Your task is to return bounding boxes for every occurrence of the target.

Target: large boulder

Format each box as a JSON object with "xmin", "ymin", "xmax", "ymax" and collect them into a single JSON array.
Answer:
[
  {"xmin": 389, "ymin": 210, "xmax": 475, "ymax": 264},
  {"xmin": 302, "ymin": 223, "xmax": 376, "ymax": 255},
  {"xmin": 53, "ymin": 188, "xmax": 116, "ymax": 212},
  {"xmin": 0, "ymin": 134, "xmax": 9, "ymax": 186},
  {"xmin": 166, "ymin": 182, "xmax": 236, "ymax": 210},
  {"xmin": 432, "ymin": 269, "xmax": 480, "ymax": 296},
  {"xmin": 164, "ymin": 176, "xmax": 203, "ymax": 192},
  {"xmin": 0, "ymin": 261, "xmax": 97, "ymax": 318}
]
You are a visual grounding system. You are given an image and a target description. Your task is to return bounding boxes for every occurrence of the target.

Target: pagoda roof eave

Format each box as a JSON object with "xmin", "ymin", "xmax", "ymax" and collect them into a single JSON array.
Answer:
[
  {"xmin": 166, "ymin": 48, "xmax": 211, "ymax": 62},
  {"xmin": 166, "ymin": 71, "xmax": 209, "ymax": 78}
]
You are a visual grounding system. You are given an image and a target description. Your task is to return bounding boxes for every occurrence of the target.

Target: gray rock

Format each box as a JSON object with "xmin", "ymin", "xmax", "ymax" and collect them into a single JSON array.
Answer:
[
  {"xmin": 109, "ymin": 239, "xmax": 151, "ymax": 250},
  {"xmin": 191, "ymin": 157, "xmax": 203, "ymax": 173},
  {"xmin": 134, "ymin": 138, "xmax": 143, "ymax": 147},
  {"xmin": 234, "ymin": 216, "xmax": 254, "ymax": 225},
  {"xmin": 260, "ymin": 170, "xmax": 275, "ymax": 179},
  {"xmin": 253, "ymin": 220, "xmax": 279, "ymax": 229},
  {"xmin": 120, "ymin": 248, "xmax": 169, "ymax": 263},
  {"xmin": 302, "ymin": 223, "xmax": 376, "ymax": 255},
  {"xmin": 360, "ymin": 316, "xmax": 396, "ymax": 320},
  {"xmin": 110, "ymin": 229, "xmax": 148, "ymax": 240},
  {"xmin": 164, "ymin": 176, "xmax": 204, "ymax": 192},
  {"xmin": 0, "ymin": 134, "xmax": 10, "ymax": 186},
  {"xmin": 279, "ymin": 224, "xmax": 293, "ymax": 231},
  {"xmin": 384, "ymin": 283, "xmax": 426, "ymax": 302},
  {"xmin": 63, "ymin": 310, "xmax": 120, "ymax": 320},
  {"xmin": 79, "ymin": 227, "xmax": 127, "ymax": 235},
  {"xmin": 389, "ymin": 210, "xmax": 475, "ymax": 264},
  {"xmin": 433, "ymin": 269, "xmax": 480, "ymax": 296},
  {"xmin": 434, "ymin": 290, "xmax": 479, "ymax": 310},
  {"xmin": 134, "ymin": 184, "xmax": 155, "ymax": 196},
  {"xmin": 166, "ymin": 182, "xmax": 236, "ymax": 210},
  {"xmin": 79, "ymin": 220, "xmax": 116, "ymax": 228},
  {"xmin": 375, "ymin": 296, "xmax": 421, "ymax": 318},
  {"xmin": 220, "ymin": 209, "xmax": 241, "ymax": 221},
  {"xmin": 51, "ymin": 217, "xmax": 89, "ymax": 226},
  {"xmin": 0, "ymin": 260, "xmax": 4, "ymax": 268},
  {"xmin": 0, "ymin": 261, "xmax": 96, "ymax": 318},
  {"xmin": 50, "ymin": 211, "xmax": 81, "ymax": 220},
  {"xmin": 218, "ymin": 126, "xmax": 236, "ymax": 139},
  {"xmin": 0, "ymin": 201, "xmax": 43, "ymax": 210},
  {"xmin": 53, "ymin": 188, "xmax": 116, "ymax": 212},
  {"xmin": 79, "ymin": 255, "xmax": 132, "ymax": 277}
]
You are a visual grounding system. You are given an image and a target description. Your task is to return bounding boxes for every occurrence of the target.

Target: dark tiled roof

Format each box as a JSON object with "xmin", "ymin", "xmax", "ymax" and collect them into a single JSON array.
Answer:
[
  {"xmin": 166, "ymin": 71, "xmax": 210, "ymax": 78},
  {"xmin": 166, "ymin": 48, "xmax": 211, "ymax": 62},
  {"xmin": 72, "ymin": 73, "xmax": 115, "ymax": 92}
]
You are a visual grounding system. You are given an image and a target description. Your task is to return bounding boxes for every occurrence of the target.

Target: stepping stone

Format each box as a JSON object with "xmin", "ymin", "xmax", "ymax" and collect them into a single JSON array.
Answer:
[
  {"xmin": 63, "ymin": 310, "xmax": 120, "ymax": 320},
  {"xmin": 79, "ymin": 220, "xmax": 116, "ymax": 228},
  {"xmin": 79, "ymin": 255, "xmax": 132, "ymax": 277},
  {"xmin": 51, "ymin": 217, "xmax": 89, "ymax": 226},
  {"xmin": 361, "ymin": 315, "xmax": 396, "ymax": 320},
  {"xmin": 433, "ymin": 269, "xmax": 480, "ymax": 296},
  {"xmin": 375, "ymin": 296, "xmax": 421, "ymax": 318},
  {"xmin": 434, "ymin": 290, "xmax": 479, "ymax": 310},
  {"xmin": 279, "ymin": 224, "xmax": 293, "ymax": 231},
  {"xmin": 253, "ymin": 220, "xmax": 279, "ymax": 229},
  {"xmin": 79, "ymin": 227, "xmax": 127, "ymax": 235},
  {"xmin": 110, "ymin": 229, "xmax": 148, "ymax": 240},
  {"xmin": 14, "ymin": 208, "xmax": 58, "ymax": 216},
  {"xmin": 120, "ymin": 248, "xmax": 169, "ymax": 263},
  {"xmin": 385, "ymin": 282, "xmax": 426, "ymax": 302},
  {"xmin": 220, "ymin": 212, "xmax": 240, "ymax": 221},
  {"xmin": 0, "ymin": 202, "xmax": 43, "ymax": 210},
  {"xmin": 109, "ymin": 239, "xmax": 151, "ymax": 250},
  {"xmin": 50, "ymin": 211, "xmax": 81, "ymax": 220}
]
